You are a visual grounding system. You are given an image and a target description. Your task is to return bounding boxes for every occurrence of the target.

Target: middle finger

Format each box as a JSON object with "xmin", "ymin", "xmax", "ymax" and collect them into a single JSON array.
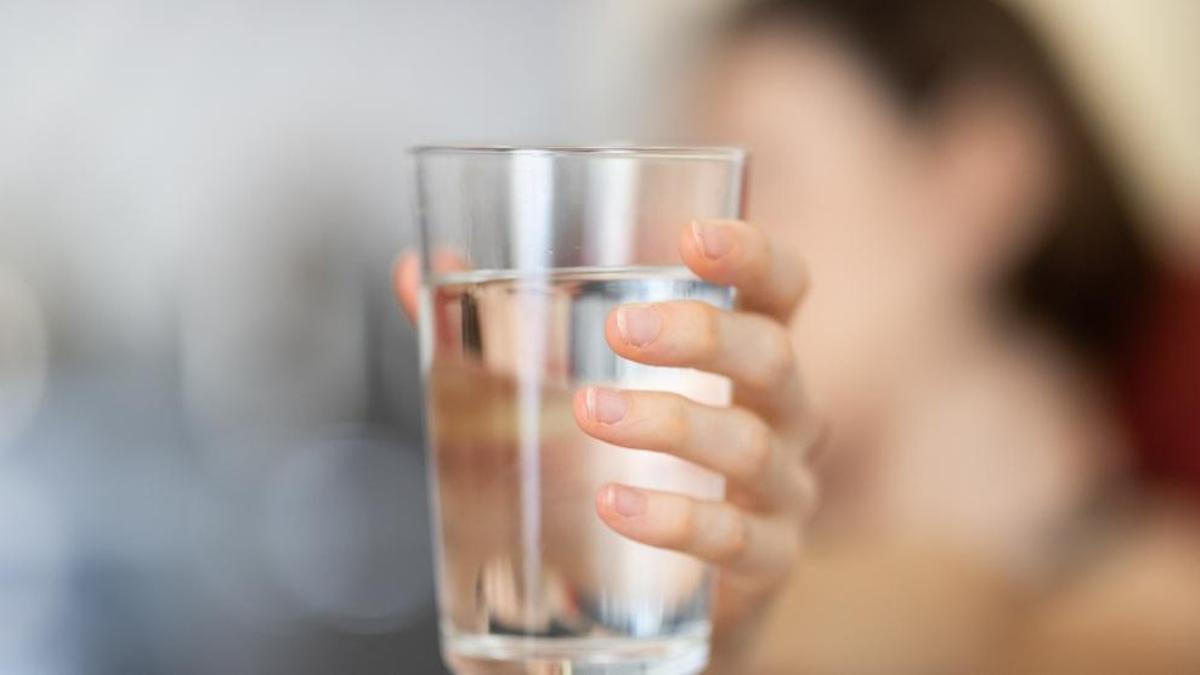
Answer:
[
  {"xmin": 605, "ymin": 300, "xmax": 804, "ymax": 418},
  {"xmin": 572, "ymin": 386, "xmax": 804, "ymax": 509}
]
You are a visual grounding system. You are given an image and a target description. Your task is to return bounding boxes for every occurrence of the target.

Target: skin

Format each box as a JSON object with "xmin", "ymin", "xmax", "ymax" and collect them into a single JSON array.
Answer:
[
  {"xmin": 396, "ymin": 26, "xmax": 1200, "ymax": 675},
  {"xmin": 683, "ymin": 28, "xmax": 1200, "ymax": 675},
  {"xmin": 690, "ymin": 26, "xmax": 1109, "ymax": 568},
  {"xmin": 395, "ymin": 32, "xmax": 1097, "ymax": 670},
  {"xmin": 394, "ymin": 218, "xmax": 821, "ymax": 671}
]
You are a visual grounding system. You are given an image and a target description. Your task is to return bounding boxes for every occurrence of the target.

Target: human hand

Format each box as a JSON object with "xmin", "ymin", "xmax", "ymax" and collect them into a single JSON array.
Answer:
[{"xmin": 393, "ymin": 219, "xmax": 822, "ymax": 672}]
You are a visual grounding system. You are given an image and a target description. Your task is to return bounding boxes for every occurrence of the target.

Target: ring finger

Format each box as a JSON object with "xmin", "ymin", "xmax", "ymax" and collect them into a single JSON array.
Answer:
[
  {"xmin": 573, "ymin": 387, "xmax": 807, "ymax": 510},
  {"xmin": 595, "ymin": 483, "xmax": 799, "ymax": 580}
]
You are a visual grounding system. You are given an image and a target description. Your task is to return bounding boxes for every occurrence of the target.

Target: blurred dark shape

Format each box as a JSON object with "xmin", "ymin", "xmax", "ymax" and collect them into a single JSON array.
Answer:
[
  {"xmin": 729, "ymin": 0, "xmax": 1153, "ymax": 371},
  {"xmin": 1122, "ymin": 272, "xmax": 1200, "ymax": 500}
]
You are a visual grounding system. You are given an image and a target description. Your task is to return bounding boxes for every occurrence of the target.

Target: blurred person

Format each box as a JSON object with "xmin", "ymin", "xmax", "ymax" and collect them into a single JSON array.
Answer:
[
  {"xmin": 395, "ymin": 0, "xmax": 1200, "ymax": 673},
  {"xmin": 692, "ymin": 0, "xmax": 1200, "ymax": 672}
]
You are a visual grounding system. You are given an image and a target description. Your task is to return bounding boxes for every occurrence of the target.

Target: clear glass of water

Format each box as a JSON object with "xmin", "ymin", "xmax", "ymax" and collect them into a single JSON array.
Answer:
[{"xmin": 412, "ymin": 145, "xmax": 746, "ymax": 675}]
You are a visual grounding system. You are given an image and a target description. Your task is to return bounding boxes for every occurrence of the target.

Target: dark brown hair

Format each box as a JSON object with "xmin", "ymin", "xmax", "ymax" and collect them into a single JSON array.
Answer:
[{"xmin": 726, "ymin": 0, "xmax": 1153, "ymax": 367}]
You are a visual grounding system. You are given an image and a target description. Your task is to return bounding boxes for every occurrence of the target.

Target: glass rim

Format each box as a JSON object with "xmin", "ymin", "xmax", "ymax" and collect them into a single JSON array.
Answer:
[{"xmin": 409, "ymin": 144, "xmax": 746, "ymax": 161}]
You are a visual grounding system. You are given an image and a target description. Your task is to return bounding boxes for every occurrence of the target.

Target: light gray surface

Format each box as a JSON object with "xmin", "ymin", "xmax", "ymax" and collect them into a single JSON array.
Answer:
[{"xmin": 0, "ymin": 1, "xmax": 713, "ymax": 671}]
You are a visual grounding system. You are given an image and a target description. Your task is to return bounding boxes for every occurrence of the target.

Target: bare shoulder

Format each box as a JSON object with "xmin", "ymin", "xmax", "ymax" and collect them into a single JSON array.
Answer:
[{"xmin": 1010, "ymin": 498, "xmax": 1200, "ymax": 673}]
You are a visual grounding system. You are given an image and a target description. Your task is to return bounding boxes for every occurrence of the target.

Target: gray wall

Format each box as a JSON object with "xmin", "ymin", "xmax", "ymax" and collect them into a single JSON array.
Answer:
[{"xmin": 0, "ymin": 1, "xmax": 702, "ymax": 672}]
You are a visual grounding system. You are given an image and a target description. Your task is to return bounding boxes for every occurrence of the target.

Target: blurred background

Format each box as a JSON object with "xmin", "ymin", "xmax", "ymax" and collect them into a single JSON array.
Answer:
[{"xmin": 0, "ymin": 1, "xmax": 1196, "ymax": 673}]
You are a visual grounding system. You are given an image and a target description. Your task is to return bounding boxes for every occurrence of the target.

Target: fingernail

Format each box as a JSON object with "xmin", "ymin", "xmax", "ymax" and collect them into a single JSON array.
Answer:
[
  {"xmin": 691, "ymin": 220, "xmax": 734, "ymax": 259},
  {"xmin": 616, "ymin": 304, "xmax": 662, "ymax": 346},
  {"xmin": 585, "ymin": 386, "xmax": 627, "ymax": 424},
  {"xmin": 605, "ymin": 484, "xmax": 646, "ymax": 518}
]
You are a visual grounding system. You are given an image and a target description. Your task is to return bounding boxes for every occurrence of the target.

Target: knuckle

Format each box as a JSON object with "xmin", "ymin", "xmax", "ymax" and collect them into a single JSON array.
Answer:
[
  {"xmin": 747, "ymin": 225, "xmax": 773, "ymax": 269},
  {"xmin": 773, "ymin": 262, "xmax": 808, "ymax": 317},
  {"xmin": 746, "ymin": 323, "xmax": 796, "ymax": 389},
  {"xmin": 785, "ymin": 269, "xmax": 808, "ymax": 313},
  {"xmin": 743, "ymin": 228, "xmax": 775, "ymax": 284},
  {"xmin": 658, "ymin": 396, "xmax": 692, "ymax": 451},
  {"xmin": 737, "ymin": 416, "xmax": 774, "ymax": 483},
  {"xmin": 667, "ymin": 500, "xmax": 699, "ymax": 549},
  {"xmin": 713, "ymin": 509, "xmax": 750, "ymax": 564},
  {"xmin": 686, "ymin": 301, "xmax": 723, "ymax": 362}
]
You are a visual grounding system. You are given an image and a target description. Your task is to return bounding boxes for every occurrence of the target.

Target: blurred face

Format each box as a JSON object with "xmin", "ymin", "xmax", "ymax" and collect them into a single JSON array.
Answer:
[
  {"xmin": 696, "ymin": 30, "xmax": 932, "ymax": 418},
  {"xmin": 696, "ymin": 29, "xmax": 1053, "ymax": 420}
]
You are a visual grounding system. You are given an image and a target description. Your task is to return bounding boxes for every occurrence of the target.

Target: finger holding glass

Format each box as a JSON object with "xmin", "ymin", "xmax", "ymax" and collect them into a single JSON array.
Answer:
[
  {"xmin": 405, "ymin": 146, "xmax": 813, "ymax": 675},
  {"xmin": 571, "ymin": 220, "xmax": 820, "ymax": 652}
]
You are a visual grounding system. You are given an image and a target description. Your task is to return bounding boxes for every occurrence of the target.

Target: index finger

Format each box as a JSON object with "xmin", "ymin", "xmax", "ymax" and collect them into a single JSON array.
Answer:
[{"xmin": 680, "ymin": 220, "xmax": 807, "ymax": 320}]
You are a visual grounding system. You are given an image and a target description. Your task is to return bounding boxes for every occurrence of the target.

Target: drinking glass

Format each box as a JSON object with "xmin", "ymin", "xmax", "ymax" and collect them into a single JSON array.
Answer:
[{"xmin": 413, "ymin": 145, "xmax": 746, "ymax": 675}]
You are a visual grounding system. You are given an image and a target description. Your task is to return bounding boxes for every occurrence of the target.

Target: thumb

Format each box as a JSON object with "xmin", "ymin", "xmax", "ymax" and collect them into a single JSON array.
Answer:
[{"xmin": 392, "ymin": 252, "xmax": 422, "ymax": 322}]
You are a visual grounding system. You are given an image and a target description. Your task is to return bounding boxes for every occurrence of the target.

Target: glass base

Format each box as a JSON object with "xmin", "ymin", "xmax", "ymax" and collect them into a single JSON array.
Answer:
[{"xmin": 444, "ymin": 634, "xmax": 709, "ymax": 675}]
